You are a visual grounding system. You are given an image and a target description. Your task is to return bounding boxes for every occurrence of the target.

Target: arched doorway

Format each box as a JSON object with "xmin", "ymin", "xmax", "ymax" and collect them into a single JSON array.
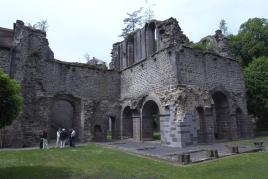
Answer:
[
  {"xmin": 94, "ymin": 125, "xmax": 103, "ymax": 141},
  {"xmin": 212, "ymin": 91, "xmax": 230, "ymax": 140},
  {"xmin": 107, "ymin": 116, "xmax": 116, "ymax": 141},
  {"xmin": 122, "ymin": 106, "xmax": 133, "ymax": 138},
  {"xmin": 50, "ymin": 100, "xmax": 74, "ymax": 140},
  {"xmin": 142, "ymin": 100, "xmax": 160, "ymax": 140},
  {"xmin": 236, "ymin": 108, "xmax": 243, "ymax": 138},
  {"xmin": 196, "ymin": 106, "xmax": 206, "ymax": 143}
]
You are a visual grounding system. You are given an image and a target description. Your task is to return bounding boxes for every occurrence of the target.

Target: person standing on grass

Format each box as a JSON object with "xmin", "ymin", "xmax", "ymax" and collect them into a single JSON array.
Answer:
[
  {"xmin": 69, "ymin": 129, "xmax": 76, "ymax": 147},
  {"xmin": 60, "ymin": 128, "xmax": 67, "ymax": 148},
  {"xmin": 39, "ymin": 131, "xmax": 43, "ymax": 149},
  {"xmin": 42, "ymin": 130, "xmax": 49, "ymax": 149},
  {"xmin": 55, "ymin": 128, "xmax": 61, "ymax": 148}
]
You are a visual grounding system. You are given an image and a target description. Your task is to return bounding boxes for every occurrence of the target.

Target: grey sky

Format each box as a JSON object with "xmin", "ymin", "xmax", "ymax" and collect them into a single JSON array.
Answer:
[{"xmin": 1, "ymin": 0, "xmax": 267, "ymax": 64}]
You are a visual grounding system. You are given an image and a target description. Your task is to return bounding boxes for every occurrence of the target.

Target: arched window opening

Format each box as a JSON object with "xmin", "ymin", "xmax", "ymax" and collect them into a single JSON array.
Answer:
[
  {"xmin": 146, "ymin": 23, "xmax": 157, "ymax": 57},
  {"xmin": 107, "ymin": 116, "xmax": 116, "ymax": 141}
]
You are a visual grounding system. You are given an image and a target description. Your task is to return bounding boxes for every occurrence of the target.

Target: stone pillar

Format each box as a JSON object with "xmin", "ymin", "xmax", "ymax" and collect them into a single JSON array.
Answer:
[
  {"xmin": 120, "ymin": 112, "xmax": 123, "ymax": 140},
  {"xmin": 230, "ymin": 113, "xmax": 239, "ymax": 140},
  {"xmin": 132, "ymin": 116, "xmax": 141, "ymax": 142},
  {"xmin": 127, "ymin": 41, "xmax": 134, "ymax": 66},
  {"xmin": 204, "ymin": 107, "xmax": 215, "ymax": 143}
]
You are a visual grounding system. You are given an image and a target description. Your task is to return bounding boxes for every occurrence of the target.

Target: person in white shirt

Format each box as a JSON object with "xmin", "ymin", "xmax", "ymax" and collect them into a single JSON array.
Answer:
[
  {"xmin": 60, "ymin": 128, "xmax": 67, "ymax": 148},
  {"xmin": 69, "ymin": 129, "xmax": 76, "ymax": 147},
  {"xmin": 55, "ymin": 128, "xmax": 61, "ymax": 148}
]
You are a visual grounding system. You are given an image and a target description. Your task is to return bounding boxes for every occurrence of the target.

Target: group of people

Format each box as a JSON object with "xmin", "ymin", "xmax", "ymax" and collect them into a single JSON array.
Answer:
[
  {"xmin": 39, "ymin": 128, "xmax": 76, "ymax": 149},
  {"xmin": 56, "ymin": 128, "xmax": 76, "ymax": 148}
]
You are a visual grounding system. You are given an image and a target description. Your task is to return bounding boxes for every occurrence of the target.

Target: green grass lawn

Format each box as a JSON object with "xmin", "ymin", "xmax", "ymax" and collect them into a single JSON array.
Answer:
[{"xmin": 0, "ymin": 144, "xmax": 268, "ymax": 179}]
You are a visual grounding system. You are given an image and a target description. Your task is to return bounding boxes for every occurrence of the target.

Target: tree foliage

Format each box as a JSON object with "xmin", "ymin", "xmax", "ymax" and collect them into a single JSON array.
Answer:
[
  {"xmin": 244, "ymin": 57, "xmax": 268, "ymax": 129},
  {"xmin": 143, "ymin": 0, "xmax": 155, "ymax": 23},
  {"xmin": 119, "ymin": 8, "xmax": 143, "ymax": 38},
  {"xmin": 229, "ymin": 18, "xmax": 268, "ymax": 67},
  {"xmin": 190, "ymin": 39, "xmax": 214, "ymax": 51},
  {"xmin": 35, "ymin": 19, "xmax": 48, "ymax": 32},
  {"xmin": 27, "ymin": 19, "xmax": 48, "ymax": 32},
  {"xmin": 0, "ymin": 70, "xmax": 23, "ymax": 128},
  {"xmin": 219, "ymin": 19, "xmax": 228, "ymax": 36}
]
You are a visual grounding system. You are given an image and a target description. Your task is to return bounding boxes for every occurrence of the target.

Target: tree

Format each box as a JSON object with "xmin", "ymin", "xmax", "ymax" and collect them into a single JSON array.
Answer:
[
  {"xmin": 84, "ymin": 53, "xmax": 91, "ymax": 63},
  {"xmin": 219, "ymin": 19, "xmax": 228, "ymax": 36},
  {"xmin": 228, "ymin": 18, "xmax": 268, "ymax": 67},
  {"xmin": 244, "ymin": 57, "xmax": 268, "ymax": 130},
  {"xmin": 119, "ymin": 8, "xmax": 143, "ymax": 38},
  {"xmin": 143, "ymin": 0, "xmax": 155, "ymax": 23},
  {"xmin": 0, "ymin": 70, "xmax": 23, "ymax": 129},
  {"xmin": 35, "ymin": 19, "xmax": 48, "ymax": 32},
  {"xmin": 26, "ymin": 19, "xmax": 48, "ymax": 32}
]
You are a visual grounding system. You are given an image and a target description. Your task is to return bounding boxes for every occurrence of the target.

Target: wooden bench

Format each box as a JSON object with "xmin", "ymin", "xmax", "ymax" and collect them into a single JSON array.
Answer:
[{"xmin": 178, "ymin": 153, "xmax": 191, "ymax": 164}]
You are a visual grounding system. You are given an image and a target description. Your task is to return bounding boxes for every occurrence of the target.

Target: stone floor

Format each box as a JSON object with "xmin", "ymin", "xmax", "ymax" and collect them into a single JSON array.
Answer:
[{"xmin": 98, "ymin": 139, "xmax": 263, "ymax": 164}]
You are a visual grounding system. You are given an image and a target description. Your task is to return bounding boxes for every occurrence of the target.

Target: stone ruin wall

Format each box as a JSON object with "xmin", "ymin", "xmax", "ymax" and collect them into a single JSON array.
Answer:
[
  {"xmin": 120, "ymin": 49, "xmax": 178, "ymax": 99},
  {"xmin": 113, "ymin": 17, "xmax": 252, "ymax": 146},
  {"xmin": 0, "ymin": 27, "xmax": 13, "ymax": 74},
  {"xmin": 0, "ymin": 21, "xmax": 121, "ymax": 147},
  {"xmin": 154, "ymin": 86, "xmax": 214, "ymax": 147},
  {"xmin": 0, "ymin": 17, "xmax": 253, "ymax": 147},
  {"xmin": 176, "ymin": 46, "xmax": 251, "ymax": 136},
  {"xmin": 0, "ymin": 48, "xmax": 10, "ymax": 74}
]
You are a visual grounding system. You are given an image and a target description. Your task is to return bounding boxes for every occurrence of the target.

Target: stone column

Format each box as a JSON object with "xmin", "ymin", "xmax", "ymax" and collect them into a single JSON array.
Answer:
[
  {"xmin": 132, "ymin": 116, "xmax": 141, "ymax": 142},
  {"xmin": 204, "ymin": 107, "xmax": 215, "ymax": 143}
]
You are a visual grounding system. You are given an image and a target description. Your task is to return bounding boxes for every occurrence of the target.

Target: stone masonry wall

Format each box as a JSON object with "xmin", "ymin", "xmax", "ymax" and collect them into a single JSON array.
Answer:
[
  {"xmin": 0, "ymin": 21, "xmax": 121, "ymax": 147},
  {"xmin": 176, "ymin": 46, "xmax": 249, "ymax": 115},
  {"xmin": 120, "ymin": 48, "xmax": 178, "ymax": 99},
  {"xmin": 176, "ymin": 46, "xmax": 246, "ymax": 94},
  {"xmin": 176, "ymin": 46, "xmax": 252, "ymax": 137},
  {"xmin": 0, "ymin": 48, "xmax": 11, "ymax": 74}
]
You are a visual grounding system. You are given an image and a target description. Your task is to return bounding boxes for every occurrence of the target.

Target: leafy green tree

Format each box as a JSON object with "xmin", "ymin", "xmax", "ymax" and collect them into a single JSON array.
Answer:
[
  {"xmin": 244, "ymin": 57, "xmax": 268, "ymax": 130},
  {"xmin": 0, "ymin": 70, "xmax": 23, "ymax": 128},
  {"xmin": 119, "ymin": 8, "xmax": 143, "ymax": 38},
  {"xmin": 229, "ymin": 18, "xmax": 268, "ymax": 67},
  {"xmin": 219, "ymin": 19, "xmax": 228, "ymax": 36}
]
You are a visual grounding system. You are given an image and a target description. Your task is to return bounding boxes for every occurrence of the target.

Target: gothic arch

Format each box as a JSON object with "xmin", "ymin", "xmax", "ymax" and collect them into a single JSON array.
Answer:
[
  {"xmin": 211, "ymin": 91, "xmax": 231, "ymax": 140},
  {"xmin": 49, "ymin": 94, "xmax": 82, "ymax": 141},
  {"xmin": 122, "ymin": 106, "xmax": 133, "ymax": 138}
]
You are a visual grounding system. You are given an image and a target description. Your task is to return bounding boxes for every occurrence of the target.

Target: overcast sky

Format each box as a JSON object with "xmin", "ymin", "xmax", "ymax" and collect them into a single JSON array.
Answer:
[{"xmin": 1, "ymin": 0, "xmax": 267, "ymax": 64}]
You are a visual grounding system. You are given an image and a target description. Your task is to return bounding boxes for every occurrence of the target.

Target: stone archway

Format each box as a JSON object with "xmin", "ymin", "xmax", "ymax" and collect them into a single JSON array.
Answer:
[
  {"xmin": 122, "ymin": 106, "xmax": 133, "ymax": 138},
  {"xmin": 146, "ymin": 22, "xmax": 157, "ymax": 56},
  {"xmin": 235, "ymin": 108, "xmax": 243, "ymax": 138},
  {"xmin": 142, "ymin": 100, "xmax": 160, "ymax": 140},
  {"xmin": 107, "ymin": 116, "xmax": 116, "ymax": 140},
  {"xmin": 196, "ymin": 106, "xmax": 206, "ymax": 143},
  {"xmin": 94, "ymin": 125, "xmax": 103, "ymax": 141},
  {"xmin": 50, "ymin": 100, "xmax": 74, "ymax": 140},
  {"xmin": 49, "ymin": 94, "xmax": 82, "ymax": 141},
  {"xmin": 212, "ymin": 91, "xmax": 230, "ymax": 140}
]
